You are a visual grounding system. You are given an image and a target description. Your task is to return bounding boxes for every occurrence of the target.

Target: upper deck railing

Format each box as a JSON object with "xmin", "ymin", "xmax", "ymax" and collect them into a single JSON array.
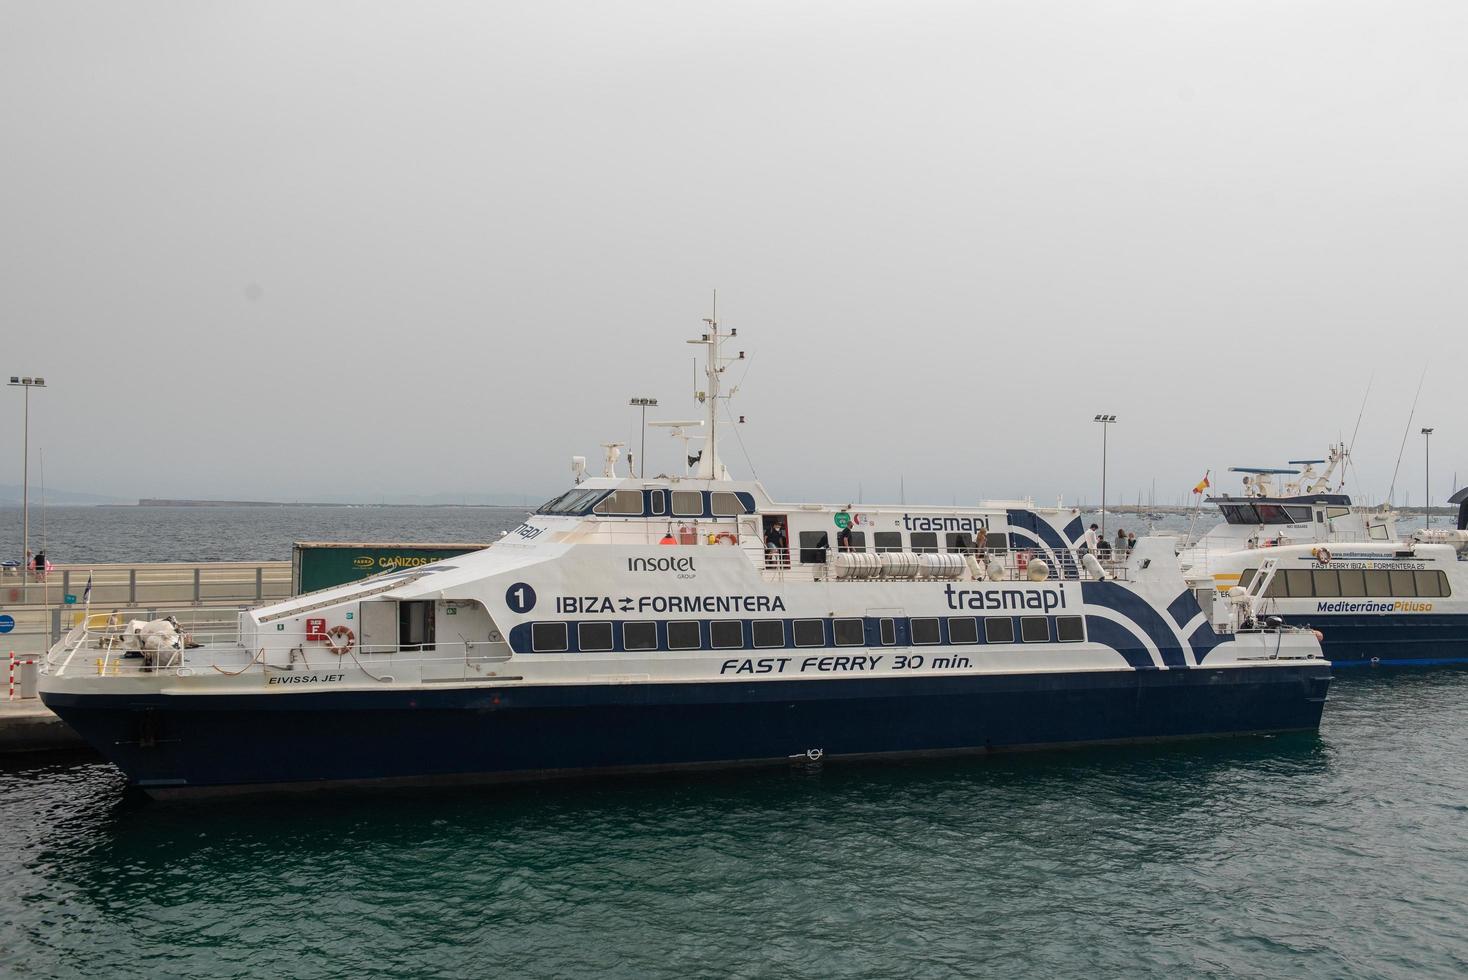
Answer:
[{"xmin": 760, "ymin": 546, "xmax": 1130, "ymax": 582}]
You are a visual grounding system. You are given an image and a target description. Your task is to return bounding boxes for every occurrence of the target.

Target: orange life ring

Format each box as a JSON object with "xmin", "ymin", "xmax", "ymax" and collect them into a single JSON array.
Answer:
[
  {"xmin": 324, "ymin": 625, "xmax": 356, "ymax": 656},
  {"xmin": 715, "ymin": 532, "xmax": 737, "ymax": 545}
]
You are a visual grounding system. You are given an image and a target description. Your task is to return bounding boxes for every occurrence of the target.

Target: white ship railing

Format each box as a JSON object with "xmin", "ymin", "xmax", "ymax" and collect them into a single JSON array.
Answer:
[
  {"xmin": 45, "ymin": 625, "xmax": 515, "ymax": 681},
  {"xmin": 760, "ymin": 547, "xmax": 1132, "ymax": 582}
]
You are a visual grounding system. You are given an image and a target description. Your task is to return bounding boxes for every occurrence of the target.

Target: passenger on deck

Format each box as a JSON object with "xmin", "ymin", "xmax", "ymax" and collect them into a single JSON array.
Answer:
[
  {"xmin": 1127, "ymin": 531, "xmax": 1137, "ymax": 554},
  {"xmin": 1115, "ymin": 529, "xmax": 1128, "ymax": 557},
  {"xmin": 837, "ymin": 523, "xmax": 854, "ymax": 551},
  {"xmin": 974, "ymin": 526, "xmax": 988, "ymax": 556},
  {"xmin": 1082, "ymin": 524, "xmax": 1099, "ymax": 554},
  {"xmin": 764, "ymin": 521, "xmax": 788, "ymax": 567}
]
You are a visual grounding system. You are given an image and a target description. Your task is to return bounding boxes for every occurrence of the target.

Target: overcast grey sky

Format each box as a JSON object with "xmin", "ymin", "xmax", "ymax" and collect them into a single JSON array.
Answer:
[{"xmin": 2, "ymin": 1, "xmax": 1464, "ymax": 507}]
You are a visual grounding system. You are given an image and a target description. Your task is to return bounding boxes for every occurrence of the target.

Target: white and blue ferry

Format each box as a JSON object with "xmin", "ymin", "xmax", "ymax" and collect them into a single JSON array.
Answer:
[
  {"xmin": 1179, "ymin": 449, "xmax": 1468, "ymax": 667},
  {"xmin": 40, "ymin": 321, "xmax": 1330, "ymax": 796}
]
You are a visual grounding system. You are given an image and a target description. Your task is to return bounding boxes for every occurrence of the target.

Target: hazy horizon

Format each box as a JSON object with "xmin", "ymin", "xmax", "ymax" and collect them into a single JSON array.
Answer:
[{"xmin": 3, "ymin": 2, "xmax": 1464, "ymax": 511}]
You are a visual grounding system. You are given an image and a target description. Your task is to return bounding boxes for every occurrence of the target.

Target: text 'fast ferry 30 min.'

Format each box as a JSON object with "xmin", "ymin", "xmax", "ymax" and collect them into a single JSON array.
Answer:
[{"xmin": 40, "ymin": 316, "xmax": 1330, "ymax": 796}]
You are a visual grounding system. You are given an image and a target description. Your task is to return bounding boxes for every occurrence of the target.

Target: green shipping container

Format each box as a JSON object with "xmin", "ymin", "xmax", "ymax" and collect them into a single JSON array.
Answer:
[{"xmin": 292, "ymin": 542, "xmax": 495, "ymax": 594}]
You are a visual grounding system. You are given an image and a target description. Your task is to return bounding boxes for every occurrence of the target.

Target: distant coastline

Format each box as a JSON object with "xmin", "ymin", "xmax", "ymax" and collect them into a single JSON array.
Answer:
[{"xmin": 121, "ymin": 498, "xmax": 525, "ymax": 509}]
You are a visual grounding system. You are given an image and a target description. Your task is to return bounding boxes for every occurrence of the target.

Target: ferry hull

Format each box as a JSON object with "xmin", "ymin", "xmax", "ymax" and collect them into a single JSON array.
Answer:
[
  {"xmin": 1288, "ymin": 614, "xmax": 1468, "ymax": 667},
  {"xmin": 42, "ymin": 666, "xmax": 1331, "ymax": 797}
]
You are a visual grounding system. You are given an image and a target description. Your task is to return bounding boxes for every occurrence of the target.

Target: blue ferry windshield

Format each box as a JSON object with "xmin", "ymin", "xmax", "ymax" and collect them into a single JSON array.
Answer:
[{"xmin": 536, "ymin": 488, "xmax": 608, "ymax": 515}]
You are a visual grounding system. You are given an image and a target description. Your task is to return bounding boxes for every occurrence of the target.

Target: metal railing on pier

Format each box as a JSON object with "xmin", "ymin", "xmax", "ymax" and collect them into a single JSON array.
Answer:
[{"xmin": 0, "ymin": 561, "xmax": 291, "ymax": 655}]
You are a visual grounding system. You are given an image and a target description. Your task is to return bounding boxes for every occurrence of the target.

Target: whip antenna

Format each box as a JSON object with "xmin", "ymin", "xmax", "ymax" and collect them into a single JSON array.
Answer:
[{"xmin": 1385, "ymin": 365, "xmax": 1427, "ymax": 505}]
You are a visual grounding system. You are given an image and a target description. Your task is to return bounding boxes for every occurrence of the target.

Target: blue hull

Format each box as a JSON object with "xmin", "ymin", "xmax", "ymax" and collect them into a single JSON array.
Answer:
[
  {"xmin": 42, "ymin": 666, "xmax": 1331, "ymax": 796},
  {"xmin": 1289, "ymin": 614, "xmax": 1468, "ymax": 667}
]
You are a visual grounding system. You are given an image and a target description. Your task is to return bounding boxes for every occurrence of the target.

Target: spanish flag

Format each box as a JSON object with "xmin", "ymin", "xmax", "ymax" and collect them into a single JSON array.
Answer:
[{"xmin": 1192, "ymin": 471, "xmax": 1211, "ymax": 495}]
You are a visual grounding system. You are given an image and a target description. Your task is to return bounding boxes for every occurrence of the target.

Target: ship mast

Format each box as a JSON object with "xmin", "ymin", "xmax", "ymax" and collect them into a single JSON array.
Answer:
[{"xmin": 687, "ymin": 293, "xmax": 736, "ymax": 481}]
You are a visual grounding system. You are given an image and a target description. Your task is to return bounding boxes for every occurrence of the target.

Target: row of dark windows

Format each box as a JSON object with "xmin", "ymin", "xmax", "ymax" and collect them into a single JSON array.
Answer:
[
  {"xmin": 523, "ymin": 615, "xmax": 1086, "ymax": 653},
  {"xmin": 794, "ymin": 530, "xmax": 1011, "ymax": 563},
  {"xmin": 1243, "ymin": 567, "xmax": 1452, "ymax": 599},
  {"xmin": 536, "ymin": 488, "xmax": 754, "ymax": 519}
]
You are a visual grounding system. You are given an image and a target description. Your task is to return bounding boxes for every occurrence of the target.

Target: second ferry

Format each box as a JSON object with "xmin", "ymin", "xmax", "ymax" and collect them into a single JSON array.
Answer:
[
  {"xmin": 40, "ymin": 318, "xmax": 1331, "ymax": 795},
  {"xmin": 1180, "ymin": 448, "xmax": 1468, "ymax": 667}
]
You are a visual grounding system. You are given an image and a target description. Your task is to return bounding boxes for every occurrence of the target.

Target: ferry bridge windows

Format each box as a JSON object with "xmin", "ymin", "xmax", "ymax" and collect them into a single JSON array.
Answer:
[
  {"xmin": 1237, "ymin": 568, "xmax": 1258, "ymax": 590},
  {"xmin": 793, "ymin": 619, "xmax": 827, "ymax": 647},
  {"xmin": 672, "ymin": 491, "xmax": 703, "ymax": 517},
  {"xmin": 579, "ymin": 622, "xmax": 614, "ymax": 652},
  {"xmin": 985, "ymin": 617, "xmax": 1016, "ymax": 644},
  {"xmin": 910, "ymin": 618, "xmax": 941, "ymax": 645},
  {"xmin": 531, "ymin": 622, "xmax": 568, "ymax": 653},
  {"xmin": 537, "ymin": 488, "xmax": 606, "ymax": 515},
  {"xmin": 594, "ymin": 489, "xmax": 645, "ymax": 516},
  {"xmin": 947, "ymin": 617, "xmax": 979, "ymax": 645},
  {"xmin": 833, "ymin": 619, "xmax": 865, "ymax": 646},
  {"xmin": 1020, "ymin": 617, "xmax": 1050, "ymax": 643},
  {"xmin": 985, "ymin": 533, "xmax": 1010, "ymax": 554},
  {"xmin": 710, "ymin": 492, "xmax": 745, "ymax": 517},
  {"xmin": 799, "ymin": 531, "xmax": 830, "ymax": 564},
  {"xmin": 710, "ymin": 621, "xmax": 744, "ymax": 649},
  {"xmin": 879, "ymin": 618, "xmax": 897, "ymax": 646},
  {"xmin": 1389, "ymin": 570, "xmax": 1416, "ymax": 596},
  {"xmin": 752, "ymin": 620, "xmax": 786, "ymax": 648},
  {"xmin": 648, "ymin": 490, "xmax": 668, "ymax": 516},
  {"xmin": 668, "ymin": 621, "xmax": 701, "ymax": 650},
  {"xmin": 1252, "ymin": 504, "xmax": 1313, "ymax": 525},
  {"xmin": 946, "ymin": 533, "xmax": 975, "ymax": 553},
  {"xmin": 874, "ymin": 532, "xmax": 903, "ymax": 553},
  {"xmin": 909, "ymin": 532, "xmax": 938, "ymax": 553},
  {"xmin": 1056, "ymin": 616, "xmax": 1085, "ymax": 642},
  {"xmin": 623, "ymin": 621, "xmax": 658, "ymax": 651}
]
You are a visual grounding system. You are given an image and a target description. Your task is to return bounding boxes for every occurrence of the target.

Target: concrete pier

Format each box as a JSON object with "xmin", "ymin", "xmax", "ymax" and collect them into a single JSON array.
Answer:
[{"xmin": 0, "ymin": 698, "xmax": 86, "ymax": 754}]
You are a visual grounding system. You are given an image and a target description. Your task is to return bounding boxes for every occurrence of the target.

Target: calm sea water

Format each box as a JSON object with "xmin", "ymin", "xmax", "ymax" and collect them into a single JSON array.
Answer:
[
  {"xmin": 2, "ymin": 507, "xmax": 1465, "ymax": 978},
  {"xmin": 0, "ymin": 504, "xmax": 535, "ymax": 565}
]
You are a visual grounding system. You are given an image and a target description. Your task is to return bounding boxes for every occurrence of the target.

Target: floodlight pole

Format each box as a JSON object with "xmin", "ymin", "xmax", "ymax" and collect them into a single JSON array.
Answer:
[
  {"xmin": 630, "ymin": 397, "xmax": 658, "ymax": 478},
  {"xmin": 8, "ymin": 376, "xmax": 46, "ymax": 583},
  {"xmin": 1422, "ymin": 427, "xmax": 1434, "ymax": 528},
  {"xmin": 1094, "ymin": 414, "xmax": 1117, "ymax": 539}
]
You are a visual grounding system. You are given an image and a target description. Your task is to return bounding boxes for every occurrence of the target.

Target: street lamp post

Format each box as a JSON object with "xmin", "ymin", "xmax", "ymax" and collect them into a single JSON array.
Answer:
[
  {"xmin": 1422, "ymin": 427, "xmax": 1434, "ymax": 527},
  {"xmin": 629, "ymin": 397, "xmax": 658, "ymax": 478},
  {"xmin": 8, "ymin": 375, "xmax": 46, "ymax": 584},
  {"xmin": 1094, "ymin": 414, "xmax": 1117, "ymax": 539}
]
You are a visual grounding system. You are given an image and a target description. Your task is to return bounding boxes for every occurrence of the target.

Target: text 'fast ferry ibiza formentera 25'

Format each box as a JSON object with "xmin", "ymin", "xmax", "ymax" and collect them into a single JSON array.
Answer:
[
  {"xmin": 42, "ymin": 318, "xmax": 1330, "ymax": 796},
  {"xmin": 1179, "ymin": 447, "xmax": 1468, "ymax": 667}
]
